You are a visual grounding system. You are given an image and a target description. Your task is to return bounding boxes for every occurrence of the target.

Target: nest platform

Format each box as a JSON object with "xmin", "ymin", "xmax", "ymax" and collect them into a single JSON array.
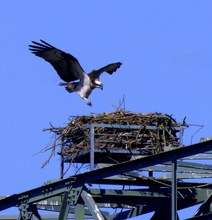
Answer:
[{"xmin": 46, "ymin": 111, "xmax": 185, "ymax": 164}]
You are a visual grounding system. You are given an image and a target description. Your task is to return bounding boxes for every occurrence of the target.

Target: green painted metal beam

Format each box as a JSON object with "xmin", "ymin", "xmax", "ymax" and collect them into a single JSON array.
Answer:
[
  {"xmin": 75, "ymin": 203, "xmax": 85, "ymax": 220},
  {"xmin": 58, "ymin": 192, "xmax": 72, "ymax": 220},
  {"xmin": 81, "ymin": 190, "xmax": 105, "ymax": 220}
]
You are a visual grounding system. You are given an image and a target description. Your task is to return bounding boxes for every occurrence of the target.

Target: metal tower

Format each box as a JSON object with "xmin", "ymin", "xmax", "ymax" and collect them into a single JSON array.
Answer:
[{"xmin": 0, "ymin": 120, "xmax": 212, "ymax": 219}]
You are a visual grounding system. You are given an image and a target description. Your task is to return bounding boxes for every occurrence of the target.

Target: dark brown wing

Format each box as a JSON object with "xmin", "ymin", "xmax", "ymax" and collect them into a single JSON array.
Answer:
[
  {"xmin": 88, "ymin": 62, "xmax": 122, "ymax": 79},
  {"xmin": 29, "ymin": 40, "xmax": 85, "ymax": 82}
]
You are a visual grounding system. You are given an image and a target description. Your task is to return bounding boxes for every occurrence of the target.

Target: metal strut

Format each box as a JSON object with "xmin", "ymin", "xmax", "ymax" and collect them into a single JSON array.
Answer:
[
  {"xmin": 172, "ymin": 159, "xmax": 178, "ymax": 220},
  {"xmin": 81, "ymin": 189, "xmax": 105, "ymax": 220}
]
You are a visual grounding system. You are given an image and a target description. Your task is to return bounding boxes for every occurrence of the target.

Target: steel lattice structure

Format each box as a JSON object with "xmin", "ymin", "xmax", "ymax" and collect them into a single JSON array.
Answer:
[{"xmin": 0, "ymin": 126, "xmax": 212, "ymax": 220}]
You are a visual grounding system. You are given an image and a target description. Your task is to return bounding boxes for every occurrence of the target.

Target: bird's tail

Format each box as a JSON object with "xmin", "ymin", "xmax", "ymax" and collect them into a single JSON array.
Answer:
[
  {"xmin": 58, "ymin": 82, "xmax": 77, "ymax": 93},
  {"xmin": 58, "ymin": 82, "xmax": 68, "ymax": 86},
  {"xmin": 58, "ymin": 83, "xmax": 73, "ymax": 92}
]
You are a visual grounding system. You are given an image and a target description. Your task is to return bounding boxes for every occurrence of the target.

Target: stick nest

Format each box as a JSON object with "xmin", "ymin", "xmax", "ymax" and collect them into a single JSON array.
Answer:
[{"xmin": 45, "ymin": 110, "xmax": 184, "ymax": 163}]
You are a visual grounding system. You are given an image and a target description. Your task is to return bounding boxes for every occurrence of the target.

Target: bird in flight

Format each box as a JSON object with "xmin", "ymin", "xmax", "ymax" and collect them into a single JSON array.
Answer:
[{"xmin": 29, "ymin": 40, "xmax": 122, "ymax": 106}]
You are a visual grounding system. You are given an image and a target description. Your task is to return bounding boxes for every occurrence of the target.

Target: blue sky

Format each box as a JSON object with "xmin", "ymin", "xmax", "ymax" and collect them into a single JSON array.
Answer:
[{"xmin": 1, "ymin": 1, "xmax": 212, "ymax": 219}]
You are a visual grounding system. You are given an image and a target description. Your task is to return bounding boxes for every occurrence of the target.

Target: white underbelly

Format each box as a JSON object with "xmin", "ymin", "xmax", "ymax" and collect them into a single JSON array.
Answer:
[
  {"xmin": 77, "ymin": 75, "xmax": 92, "ymax": 98},
  {"xmin": 77, "ymin": 84, "xmax": 92, "ymax": 98}
]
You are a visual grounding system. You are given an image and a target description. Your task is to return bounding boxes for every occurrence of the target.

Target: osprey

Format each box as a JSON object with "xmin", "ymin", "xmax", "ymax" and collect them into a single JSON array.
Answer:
[{"xmin": 29, "ymin": 40, "xmax": 122, "ymax": 106}]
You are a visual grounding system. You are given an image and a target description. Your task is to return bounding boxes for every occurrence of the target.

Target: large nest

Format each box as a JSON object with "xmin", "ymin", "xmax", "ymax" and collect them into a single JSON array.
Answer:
[{"xmin": 45, "ymin": 111, "xmax": 184, "ymax": 163}]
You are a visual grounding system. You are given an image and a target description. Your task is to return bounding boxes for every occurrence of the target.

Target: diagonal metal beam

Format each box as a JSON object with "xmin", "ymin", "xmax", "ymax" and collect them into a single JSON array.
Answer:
[
  {"xmin": 194, "ymin": 192, "xmax": 212, "ymax": 217},
  {"xmin": 81, "ymin": 190, "xmax": 105, "ymax": 220}
]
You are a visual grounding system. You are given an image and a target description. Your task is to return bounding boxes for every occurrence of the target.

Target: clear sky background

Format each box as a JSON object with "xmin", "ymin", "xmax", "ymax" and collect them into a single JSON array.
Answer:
[{"xmin": 1, "ymin": 1, "xmax": 212, "ymax": 219}]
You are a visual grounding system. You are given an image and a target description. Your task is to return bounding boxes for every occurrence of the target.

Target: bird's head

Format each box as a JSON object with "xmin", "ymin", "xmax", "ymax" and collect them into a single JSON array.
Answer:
[{"xmin": 93, "ymin": 79, "xmax": 103, "ymax": 90}]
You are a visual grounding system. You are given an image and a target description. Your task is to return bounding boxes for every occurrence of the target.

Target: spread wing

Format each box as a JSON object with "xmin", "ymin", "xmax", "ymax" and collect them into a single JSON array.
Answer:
[
  {"xmin": 88, "ymin": 62, "xmax": 122, "ymax": 79},
  {"xmin": 29, "ymin": 40, "xmax": 85, "ymax": 82}
]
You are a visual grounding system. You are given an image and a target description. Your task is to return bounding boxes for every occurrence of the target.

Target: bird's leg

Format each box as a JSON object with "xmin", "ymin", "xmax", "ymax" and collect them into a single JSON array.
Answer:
[{"xmin": 83, "ymin": 97, "xmax": 92, "ymax": 106}]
